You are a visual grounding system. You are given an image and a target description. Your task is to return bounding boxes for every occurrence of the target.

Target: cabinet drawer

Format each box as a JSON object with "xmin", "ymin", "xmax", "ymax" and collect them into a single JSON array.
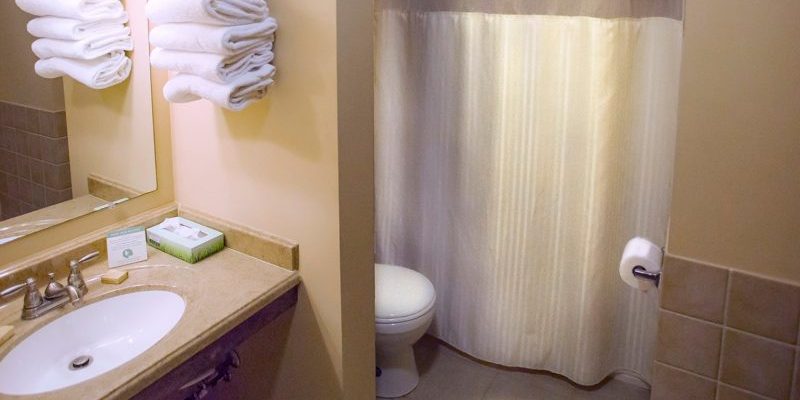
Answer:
[{"xmin": 132, "ymin": 286, "xmax": 299, "ymax": 400}]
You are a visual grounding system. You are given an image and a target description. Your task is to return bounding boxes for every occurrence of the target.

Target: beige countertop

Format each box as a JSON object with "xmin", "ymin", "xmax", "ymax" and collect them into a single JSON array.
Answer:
[{"xmin": 0, "ymin": 245, "xmax": 300, "ymax": 400}]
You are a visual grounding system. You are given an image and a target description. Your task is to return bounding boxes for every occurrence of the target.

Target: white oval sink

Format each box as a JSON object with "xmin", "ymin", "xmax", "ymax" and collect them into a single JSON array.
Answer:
[{"xmin": 0, "ymin": 290, "xmax": 185, "ymax": 396}]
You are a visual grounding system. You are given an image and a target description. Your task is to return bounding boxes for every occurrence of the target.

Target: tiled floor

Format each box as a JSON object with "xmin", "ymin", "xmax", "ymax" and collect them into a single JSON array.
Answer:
[{"xmin": 385, "ymin": 335, "xmax": 650, "ymax": 400}]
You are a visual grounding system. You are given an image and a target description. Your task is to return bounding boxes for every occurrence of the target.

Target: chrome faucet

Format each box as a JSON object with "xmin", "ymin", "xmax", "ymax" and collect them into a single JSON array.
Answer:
[{"xmin": 0, "ymin": 251, "xmax": 99, "ymax": 320}]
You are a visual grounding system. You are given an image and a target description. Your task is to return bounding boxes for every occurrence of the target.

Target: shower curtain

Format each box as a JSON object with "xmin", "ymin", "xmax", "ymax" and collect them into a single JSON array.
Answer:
[{"xmin": 375, "ymin": 0, "xmax": 683, "ymax": 385}]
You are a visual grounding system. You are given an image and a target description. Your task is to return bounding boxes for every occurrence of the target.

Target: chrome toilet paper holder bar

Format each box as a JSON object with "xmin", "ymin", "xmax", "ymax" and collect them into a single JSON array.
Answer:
[{"xmin": 632, "ymin": 266, "xmax": 661, "ymax": 288}]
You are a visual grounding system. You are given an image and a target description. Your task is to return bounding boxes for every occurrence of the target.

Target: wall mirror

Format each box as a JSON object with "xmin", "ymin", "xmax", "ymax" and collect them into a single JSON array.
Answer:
[{"xmin": 0, "ymin": 2, "xmax": 157, "ymax": 246}]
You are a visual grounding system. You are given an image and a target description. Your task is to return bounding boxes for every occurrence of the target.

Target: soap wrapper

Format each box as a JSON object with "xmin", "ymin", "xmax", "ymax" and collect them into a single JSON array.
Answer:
[
  {"xmin": 107, "ymin": 226, "xmax": 148, "ymax": 268},
  {"xmin": 147, "ymin": 217, "xmax": 224, "ymax": 264}
]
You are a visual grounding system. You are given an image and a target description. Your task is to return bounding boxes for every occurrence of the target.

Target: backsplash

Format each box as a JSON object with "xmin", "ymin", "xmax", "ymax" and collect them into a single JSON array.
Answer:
[
  {"xmin": 652, "ymin": 255, "xmax": 800, "ymax": 400},
  {"xmin": 0, "ymin": 101, "xmax": 72, "ymax": 221},
  {"xmin": 0, "ymin": 203, "xmax": 299, "ymax": 294}
]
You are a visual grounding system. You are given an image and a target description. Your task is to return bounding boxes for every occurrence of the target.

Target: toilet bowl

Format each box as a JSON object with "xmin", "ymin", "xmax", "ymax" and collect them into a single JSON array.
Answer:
[{"xmin": 375, "ymin": 264, "xmax": 436, "ymax": 398}]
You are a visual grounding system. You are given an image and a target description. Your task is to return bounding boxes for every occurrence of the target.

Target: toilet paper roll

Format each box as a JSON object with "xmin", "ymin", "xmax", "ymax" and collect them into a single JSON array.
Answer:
[{"xmin": 619, "ymin": 237, "xmax": 662, "ymax": 291}]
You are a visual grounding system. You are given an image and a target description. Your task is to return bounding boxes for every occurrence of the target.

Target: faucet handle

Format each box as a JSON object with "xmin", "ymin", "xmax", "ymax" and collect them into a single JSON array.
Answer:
[
  {"xmin": 70, "ymin": 251, "xmax": 100, "ymax": 270},
  {"xmin": 0, "ymin": 282, "xmax": 28, "ymax": 299},
  {"xmin": 68, "ymin": 251, "xmax": 98, "ymax": 296},
  {"xmin": 1, "ymin": 278, "xmax": 45, "ymax": 315},
  {"xmin": 22, "ymin": 278, "xmax": 44, "ymax": 311}
]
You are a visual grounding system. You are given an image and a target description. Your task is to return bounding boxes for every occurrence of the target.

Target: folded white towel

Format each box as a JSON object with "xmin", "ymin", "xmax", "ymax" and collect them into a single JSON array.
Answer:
[
  {"xmin": 35, "ymin": 51, "xmax": 132, "ymax": 89},
  {"xmin": 146, "ymin": 0, "xmax": 268, "ymax": 26},
  {"xmin": 151, "ymin": 45, "xmax": 273, "ymax": 83},
  {"xmin": 32, "ymin": 34, "xmax": 133, "ymax": 60},
  {"xmin": 15, "ymin": 0, "xmax": 124, "ymax": 20},
  {"xmin": 149, "ymin": 18, "xmax": 276, "ymax": 56},
  {"xmin": 163, "ymin": 64, "xmax": 275, "ymax": 111},
  {"xmin": 27, "ymin": 15, "xmax": 128, "ymax": 41}
]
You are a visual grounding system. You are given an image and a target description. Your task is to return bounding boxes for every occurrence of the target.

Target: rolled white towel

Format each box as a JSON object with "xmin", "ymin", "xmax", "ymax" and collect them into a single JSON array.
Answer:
[
  {"xmin": 149, "ymin": 18, "xmax": 276, "ymax": 56},
  {"xmin": 35, "ymin": 51, "xmax": 132, "ymax": 89},
  {"xmin": 151, "ymin": 45, "xmax": 273, "ymax": 83},
  {"xmin": 32, "ymin": 34, "xmax": 133, "ymax": 60},
  {"xmin": 163, "ymin": 64, "xmax": 276, "ymax": 111},
  {"xmin": 146, "ymin": 0, "xmax": 268, "ymax": 26},
  {"xmin": 27, "ymin": 15, "xmax": 128, "ymax": 41},
  {"xmin": 15, "ymin": 0, "xmax": 124, "ymax": 20}
]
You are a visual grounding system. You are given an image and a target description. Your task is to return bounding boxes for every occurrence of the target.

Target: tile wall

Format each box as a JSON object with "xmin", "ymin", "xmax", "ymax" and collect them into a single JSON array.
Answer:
[
  {"xmin": 0, "ymin": 101, "xmax": 72, "ymax": 220},
  {"xmin": 652, "ymin": 256, "xmax": 800, "ymax": 400}
]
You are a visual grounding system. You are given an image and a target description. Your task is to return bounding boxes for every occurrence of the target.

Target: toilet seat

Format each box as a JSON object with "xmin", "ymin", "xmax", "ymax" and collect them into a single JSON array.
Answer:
[
  {"xmin": 375, "ymin": 307, "xmax": 434, "ymax": 336},
  {"xmin": 375, "ymin": 264, "xmax": 436, "ymax": 324}
]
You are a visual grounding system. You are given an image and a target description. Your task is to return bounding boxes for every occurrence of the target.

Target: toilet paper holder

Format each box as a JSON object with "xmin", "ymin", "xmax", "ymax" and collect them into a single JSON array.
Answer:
[{"xmin": 632, "ymin": 266, "xmax": 661, "ymax": 288}]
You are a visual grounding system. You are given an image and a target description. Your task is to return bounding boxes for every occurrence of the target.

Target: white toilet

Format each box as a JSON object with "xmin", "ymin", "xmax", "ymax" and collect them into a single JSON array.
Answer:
[{"xmin": 375, "ymin": 263, "xmax": 436, "ymax": 398}]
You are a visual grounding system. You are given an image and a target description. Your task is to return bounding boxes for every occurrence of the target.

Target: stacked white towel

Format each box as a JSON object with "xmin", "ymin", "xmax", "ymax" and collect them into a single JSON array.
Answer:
[
  {"xmin": 16, "ymin": 0, "xmax": 133, "ymax": 89},
  {"xmin": 36, "ymin": 52, "xmax": 131, "ymax": 90},
  {"xmin": 146, "ymin": 0, "xmax": 276, "ymax": 110},
  {"xmin": 16, "ymin": 0, "xmax": 125, "ymax": 21},
  {"xmin": 146, "ymin": 0, "xmax": 269, "ymax": 26},
  {"xmin": 164, "ymin": 64, "xmax": 275, "ymax": 111}
]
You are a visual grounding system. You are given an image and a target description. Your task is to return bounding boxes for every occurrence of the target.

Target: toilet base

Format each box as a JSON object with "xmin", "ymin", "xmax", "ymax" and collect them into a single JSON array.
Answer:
[{"xmin": 376, "ymin": 344, "xmax": 419, "ymax": 398}]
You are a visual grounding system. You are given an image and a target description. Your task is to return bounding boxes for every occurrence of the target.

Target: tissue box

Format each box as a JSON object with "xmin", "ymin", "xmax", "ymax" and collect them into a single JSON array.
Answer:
[{"xmin": 146, "ymin": 217, "xmax": 224, "ymax": 264}]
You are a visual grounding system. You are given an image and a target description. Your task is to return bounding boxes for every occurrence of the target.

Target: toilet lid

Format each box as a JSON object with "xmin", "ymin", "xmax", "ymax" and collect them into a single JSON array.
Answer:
[{"xmin": 375, "ymin": 264, "xmax": 436, "ymax": 324}]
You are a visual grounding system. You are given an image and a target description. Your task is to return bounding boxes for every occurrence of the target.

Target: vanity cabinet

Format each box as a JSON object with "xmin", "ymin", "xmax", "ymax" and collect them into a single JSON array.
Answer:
[{"xmin": 132, "ymin": 286, "xmax": 299, "ymax": 400}]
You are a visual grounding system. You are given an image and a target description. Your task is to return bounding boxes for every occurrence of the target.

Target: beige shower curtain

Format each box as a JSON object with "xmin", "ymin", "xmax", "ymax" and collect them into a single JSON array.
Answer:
[{"xmin": 375, "ymin": 0, "xmax": 683, "ymax": 385}]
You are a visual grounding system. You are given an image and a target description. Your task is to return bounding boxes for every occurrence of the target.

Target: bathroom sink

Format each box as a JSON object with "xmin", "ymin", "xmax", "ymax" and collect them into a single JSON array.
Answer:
[{"xmin": 0, "ymin": 290, "xmax": 185, "ymax": 396}]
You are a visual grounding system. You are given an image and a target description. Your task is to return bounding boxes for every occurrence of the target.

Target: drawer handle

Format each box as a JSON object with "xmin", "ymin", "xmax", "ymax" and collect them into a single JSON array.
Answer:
[
  {"xmin": 179, "ymin": 369, "xmax": 218, "ymax": 391},
  {"xmin": 179, "ymin": 350, "xmax": 241, "ymax": 399}
]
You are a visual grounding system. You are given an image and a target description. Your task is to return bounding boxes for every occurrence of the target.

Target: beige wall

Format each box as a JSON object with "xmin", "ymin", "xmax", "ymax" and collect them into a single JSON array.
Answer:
[
  {"xmin": 668, "ymin": 0, "xmax": 800, "ymax": 283},
  {"xmin": 0, "ymin": 2, "xmax": 64, "ymax": 111},
  {"xmin": 66, "ymin": 0, "xmax": 157, "ymax": 197},
  {"xmin": 337, "ymin": 0, "xmax": 376, "ymax": 397},
  {"xmin": 170, "ymin": 0, "xmax": 374, "ymax": 398}
]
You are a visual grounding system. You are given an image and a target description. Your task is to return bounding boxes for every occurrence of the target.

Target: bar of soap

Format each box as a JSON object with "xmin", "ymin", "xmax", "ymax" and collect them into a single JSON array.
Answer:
[
  {"xmin": 0, "ymin": 326, "xmax": 13, "ymax": 346},
  {"xmin": 101, "ymin": 270, "xmax": 129, "ymax": 285}
]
